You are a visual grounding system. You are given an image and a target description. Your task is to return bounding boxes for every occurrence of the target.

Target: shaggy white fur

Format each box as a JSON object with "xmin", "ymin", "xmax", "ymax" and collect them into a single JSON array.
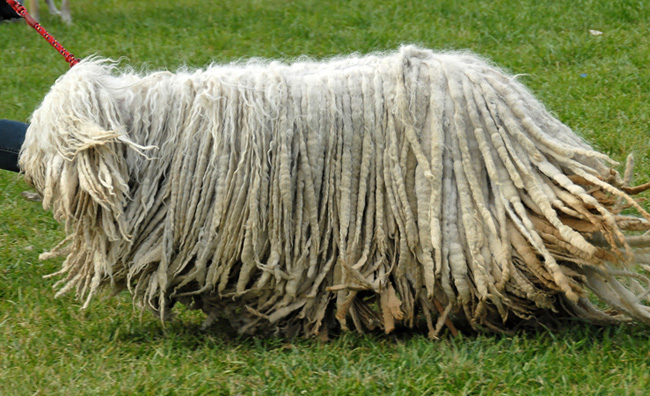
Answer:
[{"xmin": 20, "ymin": 46, "xmax": 650, "ymax": 337}]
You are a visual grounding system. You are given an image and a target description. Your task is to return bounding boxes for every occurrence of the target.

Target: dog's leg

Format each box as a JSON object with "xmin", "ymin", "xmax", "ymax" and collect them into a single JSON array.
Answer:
[
  {"xmin": 28, "ymin": 0, "xmax": 40, "ymax": 22},
  {"xmin": 40, "ymin": 0, "xmax": 71, "ymax": 24},
  {"xmin": 60, "ymin": 0, "xmax": 70, "ymax": 24},
  {"xmin": 44, "ymin": 0, "xmax": 60, "ymax": 16}
]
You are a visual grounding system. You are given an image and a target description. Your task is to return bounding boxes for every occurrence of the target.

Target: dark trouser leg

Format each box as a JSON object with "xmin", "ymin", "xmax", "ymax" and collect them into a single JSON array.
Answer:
[{"xmin": 0, "ymin": 119, "xmax": 28, "ymax": 173}]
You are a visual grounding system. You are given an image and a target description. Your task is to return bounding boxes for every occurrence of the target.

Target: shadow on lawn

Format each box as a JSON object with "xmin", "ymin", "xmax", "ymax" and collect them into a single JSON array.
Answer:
[{"xmin": 107, "ymin": 301, "xmax": 650, "ymax": 353}]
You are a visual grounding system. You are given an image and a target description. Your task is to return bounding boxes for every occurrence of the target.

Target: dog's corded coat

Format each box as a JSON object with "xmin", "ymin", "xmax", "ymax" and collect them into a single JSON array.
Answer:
[{"xmin": 20, "ymin": 46, "xmax": 650, "ymax": 337}]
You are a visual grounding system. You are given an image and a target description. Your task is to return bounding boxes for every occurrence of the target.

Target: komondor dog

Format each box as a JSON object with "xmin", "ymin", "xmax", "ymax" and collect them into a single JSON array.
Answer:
[{"xmin": 19, "ymin": 46, "xmax": 650, "ymax": 338}]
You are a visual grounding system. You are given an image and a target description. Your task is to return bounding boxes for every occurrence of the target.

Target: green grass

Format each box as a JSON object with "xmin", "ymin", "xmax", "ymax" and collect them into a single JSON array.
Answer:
[{"xmin": 1, "ymin": 0, "xmax": 650, "ymax": 394}]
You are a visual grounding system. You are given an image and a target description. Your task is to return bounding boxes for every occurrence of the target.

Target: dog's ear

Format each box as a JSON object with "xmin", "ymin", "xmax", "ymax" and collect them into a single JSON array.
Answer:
[
  {"xmin": 21, "ymin": 117, "xmax": 132, "ymax": 241},
  {"xmin": 62, "ymin": 120, "xmax": 130, "ymax": 227}
]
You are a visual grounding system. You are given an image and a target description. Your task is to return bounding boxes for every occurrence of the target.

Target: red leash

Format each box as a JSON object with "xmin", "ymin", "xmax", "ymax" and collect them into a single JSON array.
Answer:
[{"xmin": 5, "ymin": 0, "xmax": 79, "ymax": 67}]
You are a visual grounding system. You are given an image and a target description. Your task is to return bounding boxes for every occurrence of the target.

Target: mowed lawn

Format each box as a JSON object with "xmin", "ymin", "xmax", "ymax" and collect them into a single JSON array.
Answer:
[{"xmin": 1, "ymin": 0, "xmax": 650, "ymax": 394}]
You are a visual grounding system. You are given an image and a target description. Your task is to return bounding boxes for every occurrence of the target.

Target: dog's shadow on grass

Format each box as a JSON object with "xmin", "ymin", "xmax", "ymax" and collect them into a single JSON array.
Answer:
[{"xmin": 103, "ymin": 301, "xmax": 650, "ymax": 354}]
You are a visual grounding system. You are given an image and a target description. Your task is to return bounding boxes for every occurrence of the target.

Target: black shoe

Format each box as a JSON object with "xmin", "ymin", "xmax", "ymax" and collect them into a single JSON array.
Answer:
[{"xmin": 0, "ymin": 1, "xmax": 22, "ymax": 22}]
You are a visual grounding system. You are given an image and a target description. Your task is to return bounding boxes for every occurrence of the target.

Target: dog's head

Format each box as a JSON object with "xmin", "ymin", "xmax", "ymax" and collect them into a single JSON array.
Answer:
[{"xmin": 19, "ymin": 59, "xmax": 138, "ymax": 237}]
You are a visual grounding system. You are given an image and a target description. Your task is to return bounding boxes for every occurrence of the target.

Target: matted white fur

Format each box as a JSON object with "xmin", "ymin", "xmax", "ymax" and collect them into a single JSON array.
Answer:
[{"xmin": 20, "ymin": 46, "xmax": 650, "ymax": 337}]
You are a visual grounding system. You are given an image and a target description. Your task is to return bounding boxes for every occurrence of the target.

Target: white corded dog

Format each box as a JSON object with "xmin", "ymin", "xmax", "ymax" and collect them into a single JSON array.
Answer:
[{"xmin": 20, "ymin": 47, "xmax": 650, "ymax": 338}]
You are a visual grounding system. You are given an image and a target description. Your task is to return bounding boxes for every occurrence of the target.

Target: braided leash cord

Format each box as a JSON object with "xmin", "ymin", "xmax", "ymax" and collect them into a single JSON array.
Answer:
[{"xmin": 5, "ymin": 0, "xmax": 79, "ymax": 67}]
